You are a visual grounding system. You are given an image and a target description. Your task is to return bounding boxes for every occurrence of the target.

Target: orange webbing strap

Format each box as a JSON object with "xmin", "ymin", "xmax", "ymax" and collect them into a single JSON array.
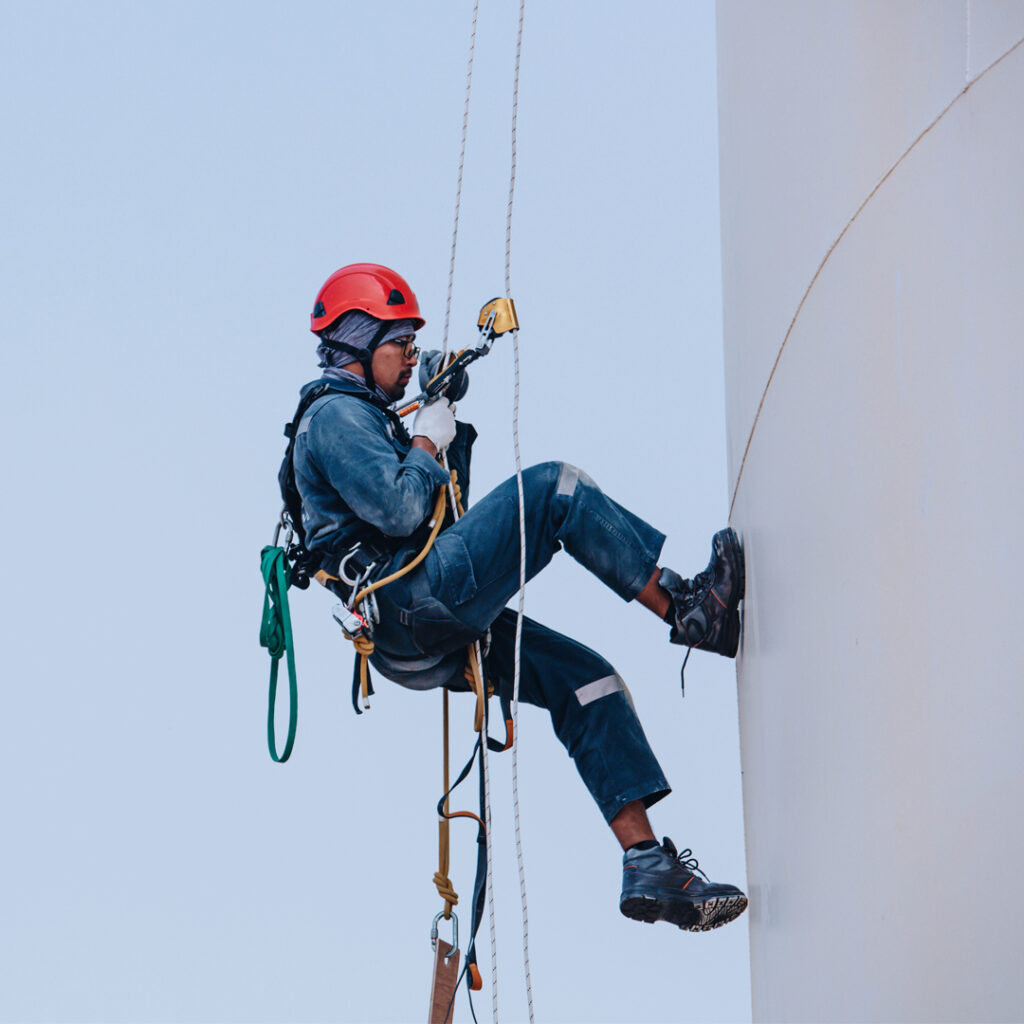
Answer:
[{"xmin": 494, "ymin": 714, "xmax": 514, "ymax": 753}]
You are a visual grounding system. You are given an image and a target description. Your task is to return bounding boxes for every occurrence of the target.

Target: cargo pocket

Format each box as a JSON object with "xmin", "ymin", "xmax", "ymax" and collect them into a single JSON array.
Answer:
[
  {"xmin": 409, "ymin": 596, "xmax": 479, "ymax": 657},
  {"xmin": 430, "ymin": 533, "xmax": 479, "ymax": 609}
]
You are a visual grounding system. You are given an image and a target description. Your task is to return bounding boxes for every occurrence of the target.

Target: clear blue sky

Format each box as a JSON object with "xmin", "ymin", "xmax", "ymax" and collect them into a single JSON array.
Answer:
[{"xmin": 0, "ymin": 2, "xmax": 749, "ymax": 1021}]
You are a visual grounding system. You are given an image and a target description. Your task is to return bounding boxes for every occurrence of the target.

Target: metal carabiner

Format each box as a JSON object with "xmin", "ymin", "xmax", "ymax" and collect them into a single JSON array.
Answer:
[
  {"xmin": 430, "ymin": 910, "xmax": 459, "ymax": 962},
  {"xmin": 363, "ymin": 589, "xmax": 380, "ymax": 627},
  {"xmin": 272, "ymin": 508, "xmax": 293, "ymax": 550},
  {"xmin": 338, "ymin": 545, "xmax": 365, "ymax": 587}
]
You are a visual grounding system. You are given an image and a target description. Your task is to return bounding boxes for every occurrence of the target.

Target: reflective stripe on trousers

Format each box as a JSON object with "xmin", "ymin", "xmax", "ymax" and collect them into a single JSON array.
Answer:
[{"xmin": 372, "ymin": 461, "xmax": 671, "ymax": 822}]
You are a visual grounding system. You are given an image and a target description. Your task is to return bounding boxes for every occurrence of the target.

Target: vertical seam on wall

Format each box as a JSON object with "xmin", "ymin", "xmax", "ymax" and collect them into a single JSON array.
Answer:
[{"xmin": 727, "ymin": 33, "xmax": 1024, "ymax": 521}]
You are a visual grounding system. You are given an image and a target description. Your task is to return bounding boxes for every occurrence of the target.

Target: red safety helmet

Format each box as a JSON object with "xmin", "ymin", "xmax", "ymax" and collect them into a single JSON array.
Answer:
[{"xmin": 310, "ymin": 263, "xmax": 425, "ymax": 334}]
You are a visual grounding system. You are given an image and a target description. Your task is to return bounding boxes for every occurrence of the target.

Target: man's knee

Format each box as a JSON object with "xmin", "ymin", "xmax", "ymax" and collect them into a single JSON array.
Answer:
[{"xmin": 524, "ymin": 460, "xmax": 586, "ymax": 499}]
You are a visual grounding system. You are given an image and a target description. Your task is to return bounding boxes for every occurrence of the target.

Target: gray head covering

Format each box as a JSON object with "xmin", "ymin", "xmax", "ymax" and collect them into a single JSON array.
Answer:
[{"xmin": 316, "ymin": 309, "xmax": 416, "ymax": 369}]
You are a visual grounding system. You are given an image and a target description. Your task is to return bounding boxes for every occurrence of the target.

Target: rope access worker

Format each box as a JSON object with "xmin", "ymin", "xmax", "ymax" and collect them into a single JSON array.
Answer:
[{"xmin": 293, "ymin": 263, "xmax": 748, "ymax": 933}]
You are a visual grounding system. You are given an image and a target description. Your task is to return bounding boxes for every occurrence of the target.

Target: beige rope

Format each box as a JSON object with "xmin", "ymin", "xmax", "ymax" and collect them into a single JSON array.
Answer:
[{"xmin": 435, "ymin": 690, "xmax": 458, "ymax": 918}]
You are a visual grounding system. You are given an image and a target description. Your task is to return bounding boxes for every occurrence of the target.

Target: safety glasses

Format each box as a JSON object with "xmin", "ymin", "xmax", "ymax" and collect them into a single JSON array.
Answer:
[{"xmin": 395, "ymin": 337, "xmax": 420, "ymax": 360}]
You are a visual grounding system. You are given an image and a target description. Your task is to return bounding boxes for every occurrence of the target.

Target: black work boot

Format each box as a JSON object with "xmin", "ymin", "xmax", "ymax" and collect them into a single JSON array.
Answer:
[
  {"xmin": 620, "ymin": 837, "xmax": 748, "ymax": 932},
  {"xmin": 662, "ymin": 527, "xmax": 744, "ymax": 657}
]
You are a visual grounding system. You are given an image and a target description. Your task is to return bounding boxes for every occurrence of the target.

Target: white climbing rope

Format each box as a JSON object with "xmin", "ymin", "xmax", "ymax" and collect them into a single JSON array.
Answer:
[
  {"xmin": 440, "ymin": 0, "xmax": 479, "ymax": 362},
  {"xmin": 505, "ymin": 1, "xmax": 534, "ymax": 1023},
  {"xmin": 438, "ymin": 5, "xmax": 501, "ymax": 1020},
  {"xmin": 438, "ymin": 2, "xmax": 533, "ymax": 1020}
]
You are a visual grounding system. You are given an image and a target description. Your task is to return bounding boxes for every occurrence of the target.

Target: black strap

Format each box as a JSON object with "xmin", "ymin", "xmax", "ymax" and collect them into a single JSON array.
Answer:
[
  {"xmin": 278, "ymin": 381, "xmax": 348, "ymax": 566},
  {"xmin": 278, "ymin": 377, "xmax": 407, "ymax": 561},
  {"xmin": 432, "ymin": 687, "xmax": 514, "ymax": 994},
  {"xmin": 433, "ymin": 734, "xmax": 487, "ymax": 989},
  {"xmin": 464, "ymin": 734, "xmax": 489, "ymax": 995},
  {"xmin": 351, "ymin": 656, "xmax": 374, "ymax": 715},
  {"xmin": 317, "ymin": 319, "xmax": 394, "ymax": 396},
  {"xmin": 282, "ymin": 380, "xmax": 341, "ymax": 440}
]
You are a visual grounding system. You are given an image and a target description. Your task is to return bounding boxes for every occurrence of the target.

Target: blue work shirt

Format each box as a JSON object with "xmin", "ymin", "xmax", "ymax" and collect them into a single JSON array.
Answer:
[{"xmin": 292, "ymin": 374, "xmax": 474, "ymax": 575}]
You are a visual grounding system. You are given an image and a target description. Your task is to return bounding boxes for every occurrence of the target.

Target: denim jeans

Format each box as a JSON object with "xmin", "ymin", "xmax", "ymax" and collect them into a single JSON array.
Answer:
[{"xmin": 370, "ymin": 461, "xmax": 671, "ymax": 823}]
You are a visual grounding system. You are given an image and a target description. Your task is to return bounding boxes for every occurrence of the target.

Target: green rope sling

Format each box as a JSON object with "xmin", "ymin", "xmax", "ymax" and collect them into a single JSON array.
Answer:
[{"xmin": 259, "ymin": 545, "xmax": 298, "ymax": 763}]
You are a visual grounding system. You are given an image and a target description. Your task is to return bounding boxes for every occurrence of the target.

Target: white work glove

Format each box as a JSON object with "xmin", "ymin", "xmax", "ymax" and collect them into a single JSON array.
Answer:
[{"xmin": 411, "ymin": 397, "xmax": 457, "ymax": 451}]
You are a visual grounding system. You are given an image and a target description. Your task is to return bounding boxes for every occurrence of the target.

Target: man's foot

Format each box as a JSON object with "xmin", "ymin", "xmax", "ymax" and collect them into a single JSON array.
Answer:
[
  {"xmin": 661, "ymin": 527, "xmax": 744, "ymax": 657},
  {"xmin": 619, "ymin": 838, "xmax": 748, "ymax": 932}
]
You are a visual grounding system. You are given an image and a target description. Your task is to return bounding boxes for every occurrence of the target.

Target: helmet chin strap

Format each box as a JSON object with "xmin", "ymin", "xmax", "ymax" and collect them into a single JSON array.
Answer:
[{"xmin": 320, "ymin": 320, "xmax": 395, "ymax": 398}]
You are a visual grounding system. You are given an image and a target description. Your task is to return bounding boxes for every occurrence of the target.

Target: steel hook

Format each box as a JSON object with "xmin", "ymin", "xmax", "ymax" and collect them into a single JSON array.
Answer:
[{"xmin": 430, "ymin": 910, "xmax": 459, "ymax": 962}]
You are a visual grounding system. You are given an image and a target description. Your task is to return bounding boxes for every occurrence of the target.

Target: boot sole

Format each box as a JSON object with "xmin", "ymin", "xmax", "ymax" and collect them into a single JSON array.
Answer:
[
  {"xmin": 714, "ymin": 528, "xmax": 744, "ymax": 657},
  {"xmin": 620, "ymin": 893, "xmax": 748, "ymax": 932},
  {"xmin": 719, "ymin": 610, "xmax": 741, "ymax": 659},
  {"xmin": 719, "ymin": 527, "xmax": 745, "ymax": 611}
]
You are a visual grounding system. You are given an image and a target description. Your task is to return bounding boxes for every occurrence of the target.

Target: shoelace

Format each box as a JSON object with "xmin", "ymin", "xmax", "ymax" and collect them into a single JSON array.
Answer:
[
  {"xmin": 692, "ymin": 568, "xmax": 714, "ymax": 594},
  {"xmin": 675, "ymin": 847, "xmax": 710, "ymax": 882}
]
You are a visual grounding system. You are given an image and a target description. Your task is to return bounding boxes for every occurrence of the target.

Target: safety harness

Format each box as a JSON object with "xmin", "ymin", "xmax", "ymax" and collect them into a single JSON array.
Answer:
[
  {"xmin": 258, "ymin": 300, "xmax": 519, "ymax": 1000},
  {"xmin": 262, "ymin": 2, "xmax": 529, "ymax": 1018}
]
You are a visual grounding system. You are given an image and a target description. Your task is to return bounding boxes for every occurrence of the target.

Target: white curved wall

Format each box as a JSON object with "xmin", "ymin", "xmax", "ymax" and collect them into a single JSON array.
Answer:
[{"xmin": 717, "ymin": 4, "xmax": 1024, "ymax": 1021}]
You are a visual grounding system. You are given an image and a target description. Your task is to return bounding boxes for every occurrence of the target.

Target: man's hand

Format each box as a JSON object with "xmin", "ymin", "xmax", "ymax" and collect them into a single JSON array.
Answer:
[
  {"xmin": 411, "ymin": 397, "xmax": 457, "ymax": 454},
  {"xmin": 419, "ymin": 349, "xmax": 470, "ymax": 401}
]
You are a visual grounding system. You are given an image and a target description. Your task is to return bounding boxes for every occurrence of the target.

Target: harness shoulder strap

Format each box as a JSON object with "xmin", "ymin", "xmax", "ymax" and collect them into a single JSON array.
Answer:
[{"xmin": 278, "ymin": 381, "xmax": 380, "ymax": 556}]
